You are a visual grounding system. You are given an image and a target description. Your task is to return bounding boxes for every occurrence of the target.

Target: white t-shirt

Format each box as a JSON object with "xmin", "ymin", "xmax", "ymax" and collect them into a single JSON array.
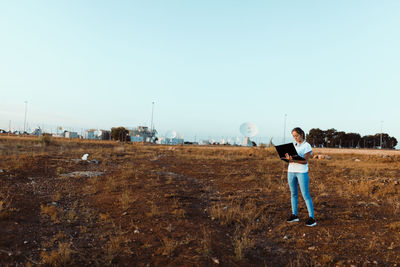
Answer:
[{"xmin": 288, "ymin": 141, "xmax": 312, "ymax": 173}]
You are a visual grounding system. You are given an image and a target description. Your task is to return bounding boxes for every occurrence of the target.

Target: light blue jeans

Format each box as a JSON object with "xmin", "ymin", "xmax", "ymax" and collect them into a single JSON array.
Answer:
[{"xmin": 287, "ymin": 172, "xmax": 314, "ymax": 218}]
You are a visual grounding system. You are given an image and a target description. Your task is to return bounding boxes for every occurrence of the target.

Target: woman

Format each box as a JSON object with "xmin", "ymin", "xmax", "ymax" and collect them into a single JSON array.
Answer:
[{"xmin": 285, "ymin": 127, "xmax": 316, "ymax": 227}]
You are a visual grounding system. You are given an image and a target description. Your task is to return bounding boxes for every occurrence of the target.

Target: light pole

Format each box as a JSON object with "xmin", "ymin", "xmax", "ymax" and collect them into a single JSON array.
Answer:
[
  {"xmin": 283, "ymin": 114, "xmax": 287, "ymax": 143},
  {"xmin": 150, "ymin": 101, "xmax": 155, "ymax": 142},
  {"xmin": 23, "ymin": 101, "xmax": 28, "ymax": 134},
  {"xmin": 151, "ymin": 101, "xmax": 155, "ymax": 132},
  {"xmin": 380, "ymin": 120, "xmax": 383, "ymax": 149}
]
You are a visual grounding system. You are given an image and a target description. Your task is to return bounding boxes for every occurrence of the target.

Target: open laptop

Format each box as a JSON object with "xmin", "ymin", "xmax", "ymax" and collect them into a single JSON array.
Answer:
[{"xmin": 274, "ymin": 143, "xmax": 305, "ymax": 162}]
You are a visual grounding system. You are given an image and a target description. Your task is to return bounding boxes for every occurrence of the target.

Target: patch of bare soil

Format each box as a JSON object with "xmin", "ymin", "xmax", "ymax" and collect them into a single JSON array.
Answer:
[{"xmin": 314, "ymin": 147, "xmax": 400, "ymax": 156}]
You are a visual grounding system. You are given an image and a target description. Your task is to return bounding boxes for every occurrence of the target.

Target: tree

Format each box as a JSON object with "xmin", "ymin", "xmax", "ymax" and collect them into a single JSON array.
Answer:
[
  {"xmin": 388, "ymin": 136, "xmax": 398, "ymax": 149},
  {"xmin": 361, "ymin": 135, "xmax": 377, "ymax": 148},
  {"xmin": 111, "ymin": 127, "xmax": 130, "ymax": 142},
  {"xmin": 333, "ymin": 131, "xmax": 346, "ymax": 148},
  {"xmin": 307, "ymin": 128, "xmax": 397, "ymax": 149},
  {"xmin": 373, "ymin": 133, "xmax": 398, "ymax": 149},
  {"xmin": 324, "ymin": 128, "xmax": 337, "ymax": 148},
  {"xmin": 306, "ymin": 128, "xmax": 325, "ymax": 147},
  {"xmin": 344, "ymin": 133, "xmax": 361, "ymax": 148}
]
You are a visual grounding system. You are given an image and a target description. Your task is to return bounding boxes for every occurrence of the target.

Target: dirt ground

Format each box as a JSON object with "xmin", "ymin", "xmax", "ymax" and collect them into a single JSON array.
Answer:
[
  {"xmin": 314, "ymin": 147, "xmax": 400, "ymax": 156},
  {"xmin": 1, "ymin": 136, "xmax": 400, "ymax": 266}
]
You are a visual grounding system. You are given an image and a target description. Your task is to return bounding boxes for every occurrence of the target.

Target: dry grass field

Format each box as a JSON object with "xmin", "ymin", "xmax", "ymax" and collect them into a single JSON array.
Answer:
[{"xmin": 1, "ymin": 135, "xmax": 400, "ymax": 266}]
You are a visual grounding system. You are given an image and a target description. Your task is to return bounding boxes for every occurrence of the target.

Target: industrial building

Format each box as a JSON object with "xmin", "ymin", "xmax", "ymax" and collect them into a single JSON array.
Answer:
[{"xmin": 129, "ymin": 126, "xmax": 157, "ymax": 143}]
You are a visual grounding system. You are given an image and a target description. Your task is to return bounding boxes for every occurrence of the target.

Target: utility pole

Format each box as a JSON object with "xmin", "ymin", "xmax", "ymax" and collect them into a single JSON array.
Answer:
[
  {"xmin": 283, "ymin": 113, "xmax": 287, "ymax": 143},
  {"xmin": 151, "ymin": 101, "xmax": 155, "ymax": 132},
  {"xmin": 23, "ymin": 101, "xmax": 28, "ymax": 134},
  {"xmin": 150, "ymin": 101, "xmax": 155, "ymax": 142}
]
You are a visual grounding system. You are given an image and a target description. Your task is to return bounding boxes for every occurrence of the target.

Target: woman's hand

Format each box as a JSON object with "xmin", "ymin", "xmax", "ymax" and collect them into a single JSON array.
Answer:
[{"xmin": 285, "ymin": 153, "xmax": 293, "ymax": 162}]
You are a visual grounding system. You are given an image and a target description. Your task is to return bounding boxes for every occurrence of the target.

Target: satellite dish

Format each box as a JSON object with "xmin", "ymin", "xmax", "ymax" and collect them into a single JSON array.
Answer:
[
  {"xmin": 240, "ymin": 122, "xmax": 258, "ymax": 137},
  {"xmin": 165, "ymin": 130, "xmax": 176, "ymax": 139}
]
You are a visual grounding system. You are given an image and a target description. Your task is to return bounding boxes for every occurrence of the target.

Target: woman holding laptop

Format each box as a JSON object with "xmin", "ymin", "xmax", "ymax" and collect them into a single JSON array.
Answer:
[{"xmin": 285, "ymin": 127, "xmax": 316, "ymax": 227}]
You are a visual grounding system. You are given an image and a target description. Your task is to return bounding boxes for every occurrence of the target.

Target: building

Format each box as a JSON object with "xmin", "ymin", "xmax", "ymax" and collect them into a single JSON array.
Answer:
[
  {"xmin": 65, "ymin": 131, "xmax": 79, "ymax": 139},
  {"xmin": 31, "ymin": 128, "xmax": 43, "ymax": 136},
  {"xmin": 130, "ymin": 136, "xmax": 144, "ymax": 142},
  {"xmin": 83, "ymin": 129, "xmax": 110, "ymax": 140},
  {"xmin": 84, "ymin": 129, "xmax": 96, "ymax": 140},
  {"xmin": 128, "ymin": 126, "xmax": 157, "ymax": 143},
  {"xmin": 161, "ymin": 138, "xmax": 184, "ymax": 145}
]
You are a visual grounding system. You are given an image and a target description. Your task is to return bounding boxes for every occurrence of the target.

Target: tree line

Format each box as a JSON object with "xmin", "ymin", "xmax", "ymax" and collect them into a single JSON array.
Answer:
[{"xmin": 306, "ymin": 128, "xmax": 398, "ymax": 149}]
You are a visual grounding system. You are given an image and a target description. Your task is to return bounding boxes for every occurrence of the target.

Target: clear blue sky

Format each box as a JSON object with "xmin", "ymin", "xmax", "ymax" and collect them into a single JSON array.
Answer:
[{"xmin": 1, "ymin": 1, "xmax": 399, "ymax": 144}]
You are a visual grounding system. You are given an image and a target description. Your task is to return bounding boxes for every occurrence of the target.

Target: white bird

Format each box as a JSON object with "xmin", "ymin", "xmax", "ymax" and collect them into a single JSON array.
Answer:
[{"xmin": 82, "ymin": 154, "xmax": 89, "ymax": 161}]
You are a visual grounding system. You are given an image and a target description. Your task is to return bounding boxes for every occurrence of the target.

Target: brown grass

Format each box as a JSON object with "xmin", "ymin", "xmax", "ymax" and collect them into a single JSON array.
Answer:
[
  {"xmin": 40, "ymin": 204, "xmax": 60, "ymax": 223},
  {"xmin": 200, "ymin": 226, "xmax": 212, "ymax": 256},
  {"xmin": 233, "ymin": 226, "xmax": 255, "ymax": 260},
  {"xmin": 119, "ymin": 189, "xmax": 137, "ymax": 211},
  {"xmin": 389, "ymin": 222, "xmax": 400, "ymax": 232},
  {"xmin": 103, "ymin": 235, "xmax": 128, "ymax": 263},
  {"xmin": 41, "ymin": 242, "xmax": 73, "ymax": 266},
  {"xmin": 157, "ymin": 236, "xmax": 178, "ymax": 257},
  {"xmin": 0, "ymin": 191, "xmax": 13, "ymax": 220},
  {"xmin": 1, "ymin": 136, "xmax": 400, "ymax": 266}
]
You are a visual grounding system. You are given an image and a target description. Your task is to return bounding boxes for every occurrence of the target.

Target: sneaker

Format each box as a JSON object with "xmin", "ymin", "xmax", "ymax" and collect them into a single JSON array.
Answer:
[
  {"xmin": 287, "ymin": 214, "xmax": 299, "ymax": 223},
  {"xmin": 305, "ymin": 217, "xmax": 317, "ymax": 227}
]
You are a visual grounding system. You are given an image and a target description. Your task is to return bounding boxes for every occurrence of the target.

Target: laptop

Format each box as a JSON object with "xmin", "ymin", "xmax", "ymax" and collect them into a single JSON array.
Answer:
[{"xmin": 274, "ymin": 143, "xmax": 305, "ymax": 162}]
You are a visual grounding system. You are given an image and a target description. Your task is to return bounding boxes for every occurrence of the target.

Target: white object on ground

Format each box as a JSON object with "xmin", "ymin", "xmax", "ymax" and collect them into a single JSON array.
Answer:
[
  {"xmin": 212, "ymin": 257, "xmax": 220, "ymax": 264},
  {"xmin": 82, "ymin": 154, "xmax": 89, "ymax": 160}
]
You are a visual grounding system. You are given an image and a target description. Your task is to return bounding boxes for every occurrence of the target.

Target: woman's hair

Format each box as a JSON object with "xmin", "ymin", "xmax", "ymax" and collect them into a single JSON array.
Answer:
[{"xmin": 292, "ymin": 127, "xmax": 305, "ymax": 140}]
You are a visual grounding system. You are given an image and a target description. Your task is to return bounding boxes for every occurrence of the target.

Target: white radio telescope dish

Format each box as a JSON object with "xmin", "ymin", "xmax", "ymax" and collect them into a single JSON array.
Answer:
[
  {"xmin": 165, "ymin": 130, "xmax": 177, "ymax": 139},
  {"xmin": 239, "ymin": 122, "xmax": 258, "ymax": 137}
]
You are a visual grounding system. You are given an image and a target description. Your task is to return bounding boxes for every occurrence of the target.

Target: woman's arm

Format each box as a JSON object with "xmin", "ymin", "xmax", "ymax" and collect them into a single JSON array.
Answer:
[
  {"xmin": 286, "ymin": 152, "xmax": 312, "ymax": 164},
  {"xmin": 296, "ymin": 151, "xmax": 312, "ymax": 164}
]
